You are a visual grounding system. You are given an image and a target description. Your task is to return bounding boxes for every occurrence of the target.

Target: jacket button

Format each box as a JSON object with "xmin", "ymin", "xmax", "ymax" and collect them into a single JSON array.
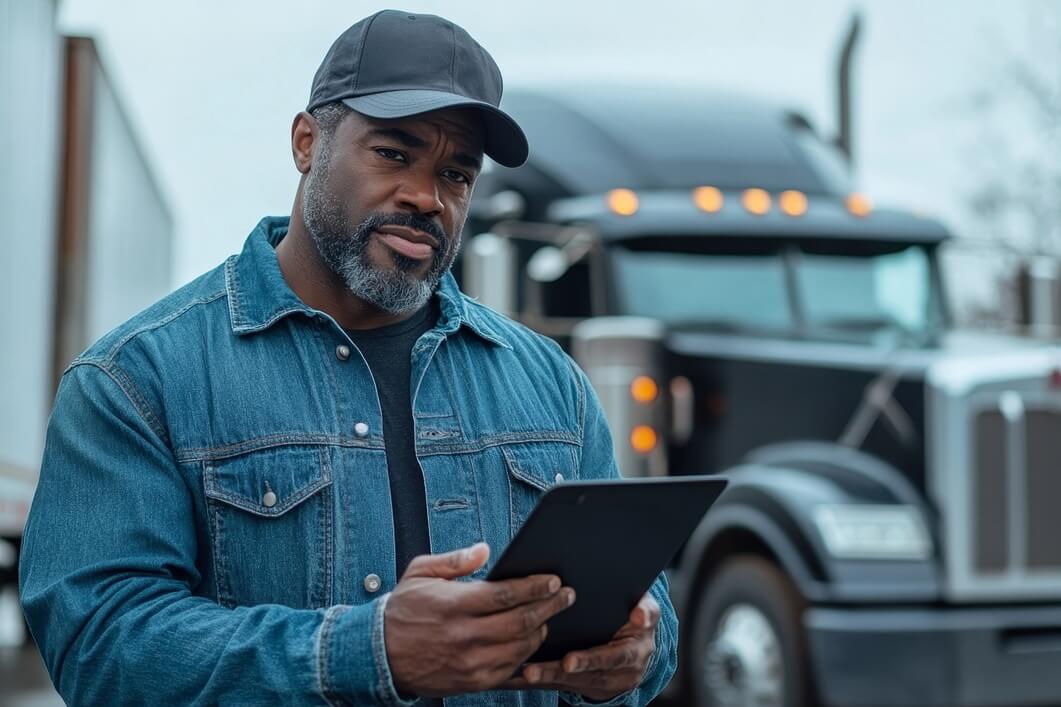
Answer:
[
  {"xmin": 364, "ymin": 574, "xmax": 382, "ymax": 593},
  {"xmin": 554, "ymin": 473, "xmax": 564, "ymax": 483},
  {"xmin": 354, "ymin": 422, "xmax": 369, "ymax": 437},
  {"xmin": 335, "ymin": 344, "xmax": 351, "ymax": 361},
  {"xmin": 262, "ymin": 491, "xmax": 278, "ymax": 508}
]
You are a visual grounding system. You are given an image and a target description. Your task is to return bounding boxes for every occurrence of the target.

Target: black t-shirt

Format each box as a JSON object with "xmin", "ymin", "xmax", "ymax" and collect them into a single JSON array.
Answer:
[
  {"xmin": 346, "ymin": 302, "xmax": 437, "ymax": 580},
  {"xmin": 348, "ymin": 304, "xmax": 444, "ymax": 707}
]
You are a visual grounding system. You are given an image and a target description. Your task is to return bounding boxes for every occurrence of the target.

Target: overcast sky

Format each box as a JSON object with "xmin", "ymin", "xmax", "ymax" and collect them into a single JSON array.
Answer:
[{"xmin": 58, "ymin": 0, "xmax": 1047, "ymax": 287}]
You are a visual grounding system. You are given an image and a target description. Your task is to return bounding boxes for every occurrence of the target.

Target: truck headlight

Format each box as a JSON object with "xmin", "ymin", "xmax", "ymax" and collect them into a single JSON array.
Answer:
[{"xmin": 812, "ymin": 504, "xmax": 931, "ymax": 560}]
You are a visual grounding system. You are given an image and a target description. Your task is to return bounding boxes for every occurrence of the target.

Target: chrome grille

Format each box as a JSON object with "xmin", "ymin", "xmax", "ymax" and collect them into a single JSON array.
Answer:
[
  {"xmin": 929, "ymin": 351, "xmax": 1061, "ymax": 601},
  {"xmin": 1026, "ymin": 408, "xmax": 1061, "ymax": 569},
  {"xmin": 973, "ymin": 409, "xmax": 1007, "ymax": 573},
  {"xmin": 970, "ymin": 397, "xmax": 1061, "ymax": 584}
]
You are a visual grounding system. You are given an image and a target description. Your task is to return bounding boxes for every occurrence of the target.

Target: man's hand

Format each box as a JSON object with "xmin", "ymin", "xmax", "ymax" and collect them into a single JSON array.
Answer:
[
  {"xmin": 502, "ymin": 592, "xmax": 660, "ymax": 702},
  {"xmin": 384, "ymin": 543, "xmax": 576, "ymax": 698}
]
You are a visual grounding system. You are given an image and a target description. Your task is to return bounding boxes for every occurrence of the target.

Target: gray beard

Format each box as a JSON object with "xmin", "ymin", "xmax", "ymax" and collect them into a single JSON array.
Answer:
[{"xmin": 301, "ymin": 147, "xmax": 458, "ymax": 315}]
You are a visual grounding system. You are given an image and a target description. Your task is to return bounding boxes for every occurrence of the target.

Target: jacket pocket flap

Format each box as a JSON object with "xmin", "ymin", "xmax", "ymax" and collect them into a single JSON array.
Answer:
[
  {"xmin": 203, "ymin": 445, "xmax": 331, "ymax": 517},
  {"xmin": 501, "ymin": 442, "xmax": 578, "ymax": 492}
]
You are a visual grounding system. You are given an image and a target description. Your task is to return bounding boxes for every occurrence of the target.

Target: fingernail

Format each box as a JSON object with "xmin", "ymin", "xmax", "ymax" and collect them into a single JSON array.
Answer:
[
  {"xmin": 566, "ymin": 589, "xmax": 576, "ymax": 606},
  {"xmin": 548, "ymin": 577, "xmax": 561, "ymax": 593},
  {"xmin": 526, "ymin": 667, "xmax": 540, "ymax": 683},
  {"xmin": 568, "ymin": 658, "xmax": 583, "ymax": 673},
  {"xmin": 464, "ymin": 543, "xmax": 485, "ymax": 560}
]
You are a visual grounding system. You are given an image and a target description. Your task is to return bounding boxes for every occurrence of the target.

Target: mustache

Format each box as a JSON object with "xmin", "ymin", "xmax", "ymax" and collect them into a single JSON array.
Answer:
[{"xmin": 358, "ymin": 212, "xmax": 449, "ymax": 249}]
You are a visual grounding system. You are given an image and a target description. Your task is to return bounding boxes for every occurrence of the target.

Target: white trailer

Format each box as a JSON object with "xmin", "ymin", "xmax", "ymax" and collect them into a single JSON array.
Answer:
[{"xmin": 1, "ymin": 0, "xmax": 173, "ymax": 642}]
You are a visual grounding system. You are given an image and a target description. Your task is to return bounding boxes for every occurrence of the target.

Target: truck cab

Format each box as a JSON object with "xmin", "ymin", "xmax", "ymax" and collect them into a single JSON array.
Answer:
[{"xmin": 462, "ymin": 87, "xmax": 1061, "ymax": 707}]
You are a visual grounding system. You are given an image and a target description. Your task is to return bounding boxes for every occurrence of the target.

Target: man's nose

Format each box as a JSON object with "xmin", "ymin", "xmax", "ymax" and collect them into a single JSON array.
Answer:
[{"xmin": 397, "ymin": 169, "xmax": 444, "ymax": 217}]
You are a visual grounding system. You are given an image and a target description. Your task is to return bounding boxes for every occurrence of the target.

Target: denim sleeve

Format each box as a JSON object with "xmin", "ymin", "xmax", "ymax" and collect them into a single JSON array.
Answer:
[
  {"xmin": 558, "ymin": 361, "xmax": 679, "ymax": 707},
  {"xmin": 19, "ymin": 362, "xmax": 413, "ymax": 707}
]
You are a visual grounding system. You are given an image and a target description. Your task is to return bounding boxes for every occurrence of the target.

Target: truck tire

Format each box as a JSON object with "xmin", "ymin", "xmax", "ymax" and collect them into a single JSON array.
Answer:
[{"xmin": 689, "ymin": 556, "xmax": 813, "ymax": 707}]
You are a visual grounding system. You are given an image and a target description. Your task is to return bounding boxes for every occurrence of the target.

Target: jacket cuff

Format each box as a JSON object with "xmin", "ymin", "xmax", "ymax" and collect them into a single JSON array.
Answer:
[
  {"xmin": 318, "ymin": 595, "xmax": 419, "ymax": 707},
  {"xmin": 560, "ymin": 685, "xmax": 642, "ymax": 707}
]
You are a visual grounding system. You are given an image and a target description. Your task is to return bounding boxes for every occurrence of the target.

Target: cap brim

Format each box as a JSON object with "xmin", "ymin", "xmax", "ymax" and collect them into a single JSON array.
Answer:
[{"xmin": 342, "ymin": 90, "xmax": 528, "ymax": 168}]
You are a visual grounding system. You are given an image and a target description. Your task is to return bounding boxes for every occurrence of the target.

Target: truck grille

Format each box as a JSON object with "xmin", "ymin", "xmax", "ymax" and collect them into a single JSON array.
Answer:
[{"xmin": 973, "ymin": 403, "xmax": 1061, "ymax": 576}]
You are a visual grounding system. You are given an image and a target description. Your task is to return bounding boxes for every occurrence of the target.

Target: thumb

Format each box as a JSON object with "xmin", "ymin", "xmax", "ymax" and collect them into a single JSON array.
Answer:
[{"xmin": 401, "ymin": 542, "xmax": 490, "ymax": 580}]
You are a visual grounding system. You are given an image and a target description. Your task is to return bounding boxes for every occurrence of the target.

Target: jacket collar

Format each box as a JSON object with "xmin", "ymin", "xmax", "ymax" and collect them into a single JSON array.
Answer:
[{"xmin": 225, "ymin": 216, "xmax": 511, "ymax": 349}]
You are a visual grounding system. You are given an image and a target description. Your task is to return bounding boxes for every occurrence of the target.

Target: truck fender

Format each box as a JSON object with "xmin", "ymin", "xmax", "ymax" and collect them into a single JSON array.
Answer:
[{"xmin": 673, "ymin": 441, "xmax": 940, "ymax": 621}]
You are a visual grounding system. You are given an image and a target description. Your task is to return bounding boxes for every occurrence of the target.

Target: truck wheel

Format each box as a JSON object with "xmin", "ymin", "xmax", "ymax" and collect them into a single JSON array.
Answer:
[{"xmin": 690, "ymin": 556, "xmax": 811, "ymax": 707}]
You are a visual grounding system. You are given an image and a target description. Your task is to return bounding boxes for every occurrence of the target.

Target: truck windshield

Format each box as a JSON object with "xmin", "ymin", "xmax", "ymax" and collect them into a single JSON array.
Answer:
[
  {"xmin": 612, "ymin": 249, "xmax": 793, "ymax": 330},
  {"xmin": 612, "ymin": 243, "xmax": 941, "ymax": 337},
  {"xmin": 795, "ymin": 245, "xmax": 935, "ymax": 335}
]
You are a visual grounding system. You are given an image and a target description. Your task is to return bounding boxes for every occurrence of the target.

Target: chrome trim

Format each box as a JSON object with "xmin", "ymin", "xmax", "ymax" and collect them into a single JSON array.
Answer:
[
  {"xmin": 999, "ymin": 391, "xmax": 1027, "ymax": 576},
  {"xmin": 670, "ymin": 376, "xmax": 694, "ymax": 445},
  {"xmin": 572, "ymin": 318, "xmax": 668, "ymax": 478},
  {"xmin": 573, "ymin": 316, "xmax": 665, "ymax": 342},
  {"xmin": 929, "ymin": 358, "xmax": 1061, "ymax": 601}
]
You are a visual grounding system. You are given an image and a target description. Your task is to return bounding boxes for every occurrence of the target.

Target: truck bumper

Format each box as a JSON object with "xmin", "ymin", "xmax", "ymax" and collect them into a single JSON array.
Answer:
[{"xmin": 806, "ymin": 604, "xmax": 1061, "ymax": 707}]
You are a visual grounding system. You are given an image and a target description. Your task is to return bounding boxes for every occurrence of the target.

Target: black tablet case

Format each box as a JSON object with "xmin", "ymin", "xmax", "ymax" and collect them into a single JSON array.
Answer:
[{"xmin": 486, "ymin": 476, "xmax": 728, "ymax": 662}]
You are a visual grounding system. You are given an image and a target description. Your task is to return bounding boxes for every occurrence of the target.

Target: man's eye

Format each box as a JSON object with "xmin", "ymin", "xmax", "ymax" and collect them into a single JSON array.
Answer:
[
  {"xmin": 444, "ymin": 169, "xmax": 470, "ymax": 184},
  {"xmin": 375, "ymin": 148, "xmax": 406, "ymax": 162}
]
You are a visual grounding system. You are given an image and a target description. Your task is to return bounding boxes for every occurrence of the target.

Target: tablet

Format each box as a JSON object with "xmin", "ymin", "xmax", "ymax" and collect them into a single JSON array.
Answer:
[{"xmin": 486, "ymin": 475, "xmax": 727, "ymax": 662}]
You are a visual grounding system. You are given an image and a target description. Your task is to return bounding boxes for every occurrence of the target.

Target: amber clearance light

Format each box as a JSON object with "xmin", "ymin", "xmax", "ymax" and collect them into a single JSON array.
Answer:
[
  {"xmin": 846, "ymin": 192, "xmax": 873, "ymax": 217},
  {"xmin": 630, "ymin": 425, "xmax": 658, "ymax": 454},
  {"xmin": 779, "ymin": 190, "xmax": 808, "ymax": 217},
  {"xmin": 692, "ymin": 186, "xmax": 724, "ymax": 213},
  {"xmin": 606, "ymin": 188, "xmax": 640, "ymax": 216},
  {"xmin": 741, "ymin": 188, "xmax": 771, "ymax": 215},
  {"xmin": 630, "ymin": 376, "xmax": 659, "ymax": 403}
]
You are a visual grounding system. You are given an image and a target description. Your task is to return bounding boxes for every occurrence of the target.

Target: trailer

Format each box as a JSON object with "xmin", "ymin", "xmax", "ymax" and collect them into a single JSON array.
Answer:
[{"xmin": 0, "ymin": 0, "xmax": 173, "ymax": 643}]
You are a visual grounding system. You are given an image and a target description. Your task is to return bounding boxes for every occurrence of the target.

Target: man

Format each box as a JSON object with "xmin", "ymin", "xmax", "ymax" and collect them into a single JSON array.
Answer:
[{"xmin": 20, "ymin": 10, "xmax": 677, "ymax": 706}]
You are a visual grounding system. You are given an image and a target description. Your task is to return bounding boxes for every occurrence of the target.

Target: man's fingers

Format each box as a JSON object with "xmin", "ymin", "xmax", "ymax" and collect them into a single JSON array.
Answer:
[
  {"xmin": 485, "ymin": 622, "xmax": 550, "ymax": 671},
  {"xmin": 561, "ymin": 637, "xmax": 646, "ymax": 674},
  {"xmin": 518, "ymin": 665, "xmax": 644, "ymax": 698},
  {"xmin": 498, "ymin": 676, "xmax": 531, "ymax": 690},
  {"xmin": 473, "ymin": 587, "xmax": 575, "ymax": 642},
  {"xmin": 402, "ymin": 543, "xmax": 490, "ymax": 580},
  {"xmin": 459, "ymin": 574, "xmax": 567, "ymax": 615},
  {"xmin": 611, "ymin": 594, "xmax": 661, "ymax": 640},
  {"xmin": 630, "ymin": 593, "xmax": 661, "ymax": 629}
]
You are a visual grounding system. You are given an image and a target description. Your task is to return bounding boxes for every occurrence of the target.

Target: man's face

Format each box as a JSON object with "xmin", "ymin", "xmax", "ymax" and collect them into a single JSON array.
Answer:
[{"xmin": 301, "ymin": 107, "xmax": 484, "ymax": 315}]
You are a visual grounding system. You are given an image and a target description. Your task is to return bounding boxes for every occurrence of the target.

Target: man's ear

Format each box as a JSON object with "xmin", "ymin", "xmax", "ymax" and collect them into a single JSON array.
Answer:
[{"xmin": 291, "ymin": 111, "xmax": 317, "ymax": 175}]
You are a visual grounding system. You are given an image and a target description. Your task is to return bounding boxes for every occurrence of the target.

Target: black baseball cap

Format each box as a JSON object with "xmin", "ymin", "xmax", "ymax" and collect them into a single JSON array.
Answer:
[{"xmin": 307, "ymin": 10, "xmax": 529, "ymax": 168}]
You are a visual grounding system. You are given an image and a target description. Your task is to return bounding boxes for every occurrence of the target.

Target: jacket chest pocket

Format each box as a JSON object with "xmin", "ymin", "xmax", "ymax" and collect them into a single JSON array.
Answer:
[
  {"xmin": 501, "ymin": 442, "xmax": 579, "ymax": 538},
  {"xmin": 203, "ymin": 444, "xmax": 334, "ymax": 609}
]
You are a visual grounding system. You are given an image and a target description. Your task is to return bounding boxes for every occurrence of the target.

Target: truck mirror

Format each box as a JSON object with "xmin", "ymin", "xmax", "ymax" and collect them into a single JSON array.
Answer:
[
  {"xmin": 527, "ymin": 246, "xmax": 569, "ymax": 283},
  {"xmin": 472, "ymin": 189, "xmax": 526, "ymax": 223}
]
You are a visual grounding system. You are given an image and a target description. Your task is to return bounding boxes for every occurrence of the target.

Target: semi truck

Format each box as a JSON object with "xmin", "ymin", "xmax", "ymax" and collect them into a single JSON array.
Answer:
[{"xmin": 460, "ymin": 82, "xmax": 1061, "ymax": 707}]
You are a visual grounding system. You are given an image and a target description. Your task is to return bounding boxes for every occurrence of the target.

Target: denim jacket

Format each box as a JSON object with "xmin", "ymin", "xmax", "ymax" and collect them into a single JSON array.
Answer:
[{"xmin": 20, "ymin": 217, "xmax": 678, "ymax": 706}]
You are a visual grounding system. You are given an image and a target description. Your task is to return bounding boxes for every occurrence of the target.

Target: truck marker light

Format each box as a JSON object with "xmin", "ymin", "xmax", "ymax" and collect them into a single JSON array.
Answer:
[
  {"xmin": 845, "ymin": 192, "xmax": 872, "ymax": 217},
  {"xmin": 692, "ymin": 186, "xmax": 724, "ymax": 213},
  {"xmin": 779, "ymin": 190, "xmax": 808, "ymax": 217},
  {"xmin": 606, "ymin": 188, "xmax": 639, "ymax": 216},
  {"xmin": 630, "ymin": 376, "xmax": 659, "ymax": 403},
  {"xmin": 741, "ymin": 188, "xmax": 771, "ymax": 215},
  {"xmin": 630, "ymin": 425, "xmax": 658, "ymax": 453}
]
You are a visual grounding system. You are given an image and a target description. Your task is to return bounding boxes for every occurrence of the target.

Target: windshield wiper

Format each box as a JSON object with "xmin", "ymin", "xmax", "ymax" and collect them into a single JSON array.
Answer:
[{"xmin": 837, "ymin": 322, "xmax": 929, "ymax": 451}]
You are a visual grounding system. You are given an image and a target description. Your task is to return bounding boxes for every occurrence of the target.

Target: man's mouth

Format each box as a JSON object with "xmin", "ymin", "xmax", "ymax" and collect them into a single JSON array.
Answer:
[{"xmin": 374, "ymin": 225, "xmax": 439, "ymax": 261}]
